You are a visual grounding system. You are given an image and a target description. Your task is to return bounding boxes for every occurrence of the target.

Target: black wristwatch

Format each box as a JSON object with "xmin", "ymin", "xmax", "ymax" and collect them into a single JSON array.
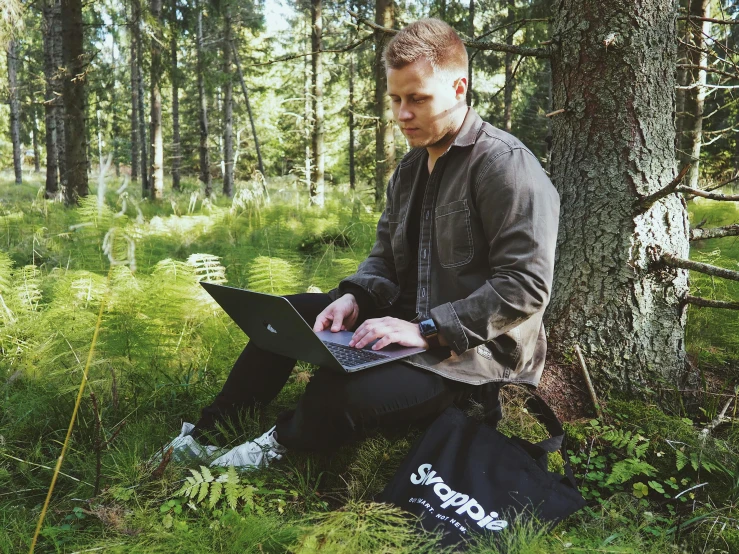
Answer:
[{"xmin": 419, "ymin": 318, "xmax": 440, "ymax": 349}]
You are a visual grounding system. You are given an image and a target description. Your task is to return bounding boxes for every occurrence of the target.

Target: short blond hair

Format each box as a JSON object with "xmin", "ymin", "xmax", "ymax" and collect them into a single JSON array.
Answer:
[{"xmin": 383, "ymin": 18, "xmax": 468, "ymax": 78}]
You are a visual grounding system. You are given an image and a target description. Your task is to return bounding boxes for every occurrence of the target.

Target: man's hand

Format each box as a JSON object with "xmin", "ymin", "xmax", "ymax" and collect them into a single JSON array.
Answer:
[
  {"xmin": 313, "ymin": 294, "xmax": 360, "ymax": 332},
  {"xmin": 349, "ymin": 317, "xmax": 428, "ymax": 350}
]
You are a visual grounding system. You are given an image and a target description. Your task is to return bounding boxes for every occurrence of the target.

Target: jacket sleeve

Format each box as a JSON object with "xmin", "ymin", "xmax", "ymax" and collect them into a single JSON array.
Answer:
[
  {"xmin": 335, "ymin": 169, "xmax": 402, "ymax": 310},
  {"xmin": 430, "ymin": 148, "xmax": 560, "ymax": 355}
]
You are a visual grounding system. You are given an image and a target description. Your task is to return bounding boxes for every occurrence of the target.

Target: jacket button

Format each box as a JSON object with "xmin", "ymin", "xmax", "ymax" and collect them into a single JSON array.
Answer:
[
  {"xmin": 423, "ymin": 249, "xmax": 427, "ymax": 259},
  {"xmin": 425, "ymin": 211, "xmax": 430, "ymax": 219},
  {"xmin": 421, "ymin": 288, "xmax": 426, "ymax": 298}
]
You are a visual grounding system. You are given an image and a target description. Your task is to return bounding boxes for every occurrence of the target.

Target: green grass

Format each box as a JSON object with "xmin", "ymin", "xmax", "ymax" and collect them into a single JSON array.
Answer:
[{"xmin": 1, "ymin": 174, "xmax": 738, "ymax": 552}]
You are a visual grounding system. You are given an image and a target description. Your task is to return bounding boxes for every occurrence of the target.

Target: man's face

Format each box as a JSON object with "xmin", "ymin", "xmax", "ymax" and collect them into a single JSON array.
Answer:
[{"xmin": 387, "ymin": 57, "xmax": 467, "ymax": 151}]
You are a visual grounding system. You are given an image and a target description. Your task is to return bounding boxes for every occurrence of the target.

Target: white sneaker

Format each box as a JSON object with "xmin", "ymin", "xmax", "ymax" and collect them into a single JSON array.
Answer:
[
  {"xmin": 209, "ymin": 426, "xmax": 286, "ymax": 469},
  {"xmin": 150, "ymin": 422, "xmax": 226, "ymax": 464}
]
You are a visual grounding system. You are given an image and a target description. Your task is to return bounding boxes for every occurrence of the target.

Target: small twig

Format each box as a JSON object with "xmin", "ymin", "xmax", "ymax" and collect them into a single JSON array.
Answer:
[
  {"xmin": 685, "ymin": 295, "xmax": 739, "ymax": 310},
  {"xmin": 0, "ymin": 452, "xmax": 93, "ymax": 487},
  {"xmin": 637, "ymin": 164, "xmax": 691, "ymax": 210},
  {"xmin": 677, "ymin": 16, "xmax": 739, "ymax": 24},
  {"xmin": 690, "ymin": 223, "xmax": 739, "ymax": 241},
  {"xmin": 675, "ymin": 481, "xmax": 709, "ymax": 499},
  {"xmin": 677, "ymin": 64, "xmax": 739, "ymax": 80},
  {"xmin": 575, "ymin": 345, "xmax": 601, "ymax": 416},
  {"xmin": 677, "ymin": 186, "xmax": 739, "ymax": 201},
  {"xmin": 701, "ymin": 397, "xmax": 734, "ymax": 436},
  {"xmin": 545, "ymin": 108, "xmax": 565, "ymax": 118},
  {"xmin": 661, "ymin": 253, "xmax": 739, "ymax": 282}
]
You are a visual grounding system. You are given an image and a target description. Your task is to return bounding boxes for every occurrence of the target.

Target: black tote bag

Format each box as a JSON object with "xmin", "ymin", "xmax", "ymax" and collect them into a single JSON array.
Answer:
[{"xmin": 377, "ymin": 394, "xmax": 586, "ymax": 547}]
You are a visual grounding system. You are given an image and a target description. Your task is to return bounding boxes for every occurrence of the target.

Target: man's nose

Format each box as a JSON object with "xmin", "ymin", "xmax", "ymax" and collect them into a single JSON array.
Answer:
[{"xmin": 398, "ymin": 103, "xmax": 413, "ymax": 121}]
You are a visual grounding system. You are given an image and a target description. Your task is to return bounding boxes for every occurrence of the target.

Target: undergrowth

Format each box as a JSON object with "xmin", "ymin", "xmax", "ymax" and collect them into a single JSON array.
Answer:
[{"xmin": 0, "ymin": 175, "xmax": 738, "ymax": 553}]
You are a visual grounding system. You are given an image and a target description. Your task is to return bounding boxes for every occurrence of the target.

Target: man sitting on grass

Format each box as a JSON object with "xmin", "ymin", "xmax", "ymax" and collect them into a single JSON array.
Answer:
[{"xmin": 155, "ymin": 18, "xmax": 560, "ymax": 469}]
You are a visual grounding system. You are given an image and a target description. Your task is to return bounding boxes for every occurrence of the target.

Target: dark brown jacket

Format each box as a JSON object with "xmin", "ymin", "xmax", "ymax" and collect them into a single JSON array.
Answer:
[{"xmin": 334, "ymin": 108, "xmax": 560, "ymax": 386}]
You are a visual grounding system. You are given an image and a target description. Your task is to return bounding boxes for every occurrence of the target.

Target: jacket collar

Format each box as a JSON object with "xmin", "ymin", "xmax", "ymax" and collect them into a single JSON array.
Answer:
[{"xmin": 450, "ymin": 107, "xmax": 484, "ymax": 148}]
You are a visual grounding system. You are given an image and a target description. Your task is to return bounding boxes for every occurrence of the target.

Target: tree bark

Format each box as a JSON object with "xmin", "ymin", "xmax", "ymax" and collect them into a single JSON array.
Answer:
[
  {"xmin": 348, "ymin": 52, "xmax": 356, "ymax": 190},
  {"xmin": 6, "ymin": 39, "xmax": 22, "ymax": 185},
  {"xmin": 196, "ymin": 0, "xmax": 212, "ymax": 196},
  {"xmin": 466, "ymin": 0, "xmax": 474, "ymax": 107},
  {"xmin": 129, "ymin": 4, "xmax": 139, "ymax": 183},
  {"xmin": 60, "ymin": 0, "xmax": 89, "ymax": 204},
  {"xmin": 149, "ymin": 0, "xmax": 164, "ymax": 199},
  {"xmin": 42, "ymin": 0, "xmax": 59, "ymax": 197},
  {"xmin": 32, "ymin": 107, "xmax": 41, "ymax": 173},
  {"xmin": 231, "ymin": 41, "xmax": 265, "ymax": 178},
  {"xmin": 374, "ymin": 0, "xmax": 395, "ymax": 211},
  {"xmin": 134, "ymin": 0, "xmax": 149, "ymax": 197},
  {"xmin": 503, "ymin": 0, "xmax": 515, "ymax": 133},
  {"xmin": 683, "ymin": 0, "xmax": 711, "ymax": 189},
  {"xmin": 222, "ymin": 3, "xmax": 234, "ymax": 197},
  {"xmin": 169, "ymin": 0, "xmax": 181, "ymax": 191},
  {"xmin": 53, "ymin": 0, "xmax": 67, "ymax": 193},
  {"xmin": 547, "ymin": 0, "xmax": 690, "ymax": 391},
  {"xmin": 310, "ymin": 0, "xmax": 325, "ymax": 206}
]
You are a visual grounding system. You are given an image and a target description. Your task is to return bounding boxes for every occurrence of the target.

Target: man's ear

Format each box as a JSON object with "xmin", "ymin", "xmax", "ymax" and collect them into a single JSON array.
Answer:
[{"xmin": 453, "ymin": 77, "xmax": 468, "ymax": 99}]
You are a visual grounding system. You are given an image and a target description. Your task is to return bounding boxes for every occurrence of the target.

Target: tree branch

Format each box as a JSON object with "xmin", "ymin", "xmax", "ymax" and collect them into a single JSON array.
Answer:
[
  {"xmin": 677, "ymin": 64, "xmax": 739, "ymax": 80},
  {"xmin": 248, "ymin": 33, "xmax": 373, "ymax": 67},
  {"xmin": 661, "ymin": 253, "xmax": 739, "ymax": 282},
  {"xmin": 677, "ymin": 186, "xmax": 739, "ymax": 201},
  {"xmin": 347, "ymin": 10, "xmax": 551, "ymax": 58},
  {"xmin": 685, "ymin": 295, "xmax": 739, "ymax": 310},
  {"xmin": 678, "ymin": 16, "xmax": 739, "ymax": 25},
  {"xmin": 637, "ymin": 164, "xmax": 691, "ymax": 210},
  {"xmin": 690, "ymin": 224, "xmax": 739, "ymax": 241}
]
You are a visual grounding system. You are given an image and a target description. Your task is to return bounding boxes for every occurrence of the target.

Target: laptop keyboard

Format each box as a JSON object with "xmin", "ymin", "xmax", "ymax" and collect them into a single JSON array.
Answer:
[{"xmin": 323, "ymin": 341, "xmax": 390, "ymax": 368}]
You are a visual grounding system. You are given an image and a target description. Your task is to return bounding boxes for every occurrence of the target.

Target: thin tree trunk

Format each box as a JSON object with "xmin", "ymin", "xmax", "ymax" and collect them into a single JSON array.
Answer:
[
  {"xmin": 348, "ymin": 52, "xmax": 356, "ymax": 191},
  {"xmin": 503, "ymin": 0, "xmax": 515, "ymax": 133},
  {"xmin": 310, "ymin": 0, "xmax": 324, "ymax": 206},
  {"xmin": 196, "ymin": 0, "xmax": 212, "ymax": 196},
  {"xmin": 222, "ymin": 3, "xmax": 234, "ymax": 197},
  {"xmin": 32, "ymin": 107, "xmax": 41, "ymax": 173},
  {"xmin": 548, "ymin": 0, "xmax": 689, "ymax": 391},
  {"xmin": 129, "ymin": 4, "xmax": 139, "ymax": 183},
  {"xmin": 231, "ymin": 41, "xmax": 265, "ymax": 178},
  {"xmin": 169, "ymin": 0, "xmax": 181, "ymax": 191},
  {"xmin": 675, "ymin": 0, "xmax": 689, "ymax": 160},
  {"xmin": 149, "ymin": 0, "xmax": 164, "ymax": 199},
  {"xmin": 304, "ymin": 31, "xmax": 311, "ymax": 197},
  {"xmin": 466, "ymin": 0, "xmax": 474, "ymax": 107},
  {"xmin": 684, "ymin": 0, "xmax": 711, "ymax": 189},
  {"xmin": 53, "ymin": 0, "xmax": 67, "ymax": 193},
  {"xmin": 42, "ymin": 0, "xmax": 59, "ymax": 197},
  {"xmin": 112, "ymin": 37, "xmax": 120, "ymax": 177},
  {"xmin": 60, "ymin": 0, "xmax": 89, "ymax": 204},
  {"xmin": 133, "ymin": 0, "xmax": 149, "ymax": 196},
  {"xmin": 7, "ymin": 39, "xmax": 22, "ymax": 184},
  {"xmin": 374, "ymin": 0, "xmax": 395, "ymax": 211}
]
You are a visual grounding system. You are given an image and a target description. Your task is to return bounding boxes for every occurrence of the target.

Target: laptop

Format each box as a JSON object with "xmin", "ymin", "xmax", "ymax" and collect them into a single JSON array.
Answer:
[{"xmin": 200, "ymin": 282, "xmax": 426, "ymax": 372}]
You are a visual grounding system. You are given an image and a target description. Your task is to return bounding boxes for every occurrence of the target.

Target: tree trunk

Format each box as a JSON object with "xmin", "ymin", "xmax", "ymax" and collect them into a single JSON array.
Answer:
[
  {"xmin": 232, "ymin": 41, "xmax": 265, "ymax": 178},
  {"xmin": 61, "ymin": 0, "xmax": 89, "ymax": 204},
  {"xmin": 310, "ymin": 0, "xmax": 325, "ymax": 206},
  {"xmin": 7, "ymin": 39, "xmax": 22, "ymax": 185},
  {"xmin": 133, "ymin": 0, "xmax": 149, "ymax": 196},
  {"xmin": 348, "ymin": 52, "xmax": 356, "ymax": 191},
  {"xmin": 149, "ymin": 0, "xmax": 164, "ymax": 199},
  {"xmin": 53, "ymin": 0, "xmax": 67, "ymax": 193},
  {"xmin": 503, "ymin": 0, "xmax": 515, "ymax": 133},
  {"xmin": 32, "ymin": 107, "xmax": 41, "ymax": 173},
  {"xmin": 42, "ymin": 0, "xmax": 59, "ymax": 197},
  {"xmin": 548, "ymin": 0, "xmax": 690, "ymax": 391},
  {"xmin": 466, "ymin": 0, "xmax": 474, "ymax": 107},
  {"xmin": 196, "ymin": 0, "xmax": 212, "ymax": 197},
  {"xmin": 169, "ymin": 0, "xmax": 181, "ymax": 191},
  {"xmin": 129, "ymin": 4, "xmax": 139, "ymax": 183},
  {"xmin": 222, "ymin": 3, "xmax": 234, "ymax": 197},
  {"xmin": 374, "ymin": 0, "xmax": 395, "ymax": 211},
  {"xmin": 683, "ymin": 0, "xmax": 711, "ymax": 189},
  {"xmin": 304, "ymin": 34, "xmax": 311, "ymax": 197}
]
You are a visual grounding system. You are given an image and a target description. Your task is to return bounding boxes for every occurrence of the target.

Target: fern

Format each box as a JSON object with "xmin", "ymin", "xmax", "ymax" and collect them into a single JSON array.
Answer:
[
  {"xmin": 246, "ymin": 255, "xmax": 300, "ymax": 295},
  {"xmin": 605, "ymin": 458, "xmax": 657, "ymax": 486},
  {"xmin": 175, "ymin": 465, "xmax": 259, "ymax": 511},
  {"xmin": 186, "ymin": 253, "xmax": 227, "ymax": 284}
]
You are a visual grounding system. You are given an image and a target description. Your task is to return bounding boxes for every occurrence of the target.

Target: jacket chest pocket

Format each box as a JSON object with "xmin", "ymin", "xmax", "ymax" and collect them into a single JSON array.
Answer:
[
  {"xmin": 434, "ymin": 200, "xmax": 473, "ymax": 267},
  {"xmin": 386, "ymin": 212, "xmax": 405, "ymax": 261}
]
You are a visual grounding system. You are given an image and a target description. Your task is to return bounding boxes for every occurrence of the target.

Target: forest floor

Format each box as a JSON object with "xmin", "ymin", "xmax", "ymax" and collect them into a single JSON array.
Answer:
[{"xmin": 1, "ymin": 172, "xmax": 738, "ymax": 553}]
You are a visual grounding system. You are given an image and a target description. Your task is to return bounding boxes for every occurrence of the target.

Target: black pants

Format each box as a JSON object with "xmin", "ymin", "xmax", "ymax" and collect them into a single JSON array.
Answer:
[{"xmin": 192, "ymin": 293, "xmax": 501, "ymax": 451}]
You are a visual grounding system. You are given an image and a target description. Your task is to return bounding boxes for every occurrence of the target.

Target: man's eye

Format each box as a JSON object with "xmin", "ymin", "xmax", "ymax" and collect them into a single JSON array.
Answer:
[
  {"xmin": 413, "ymin": 98, "xmax": 426, "ymax": 104},
  {"xmin": 391, "ymin": 98, "xmax": 401, "ymax": 103}
]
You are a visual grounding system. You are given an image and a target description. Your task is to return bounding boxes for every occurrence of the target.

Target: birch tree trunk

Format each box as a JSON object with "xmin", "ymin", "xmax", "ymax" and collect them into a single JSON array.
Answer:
[
  {"xmin": 310, "ymin": 0, "xmax": 325, "ymax": 206},
  {"xmin": 7, "ymin": 39, "xmax": 22, "ymax": 185},
  {"xmin": 374, "ymin": 0, "xmax": 394, "ymax": 211},
  {"xmin": 503, "ymin": 0, "xmax": 515, "ymax": 133},
  {"xmin": 170, "ymin": 0, "xmax": 181, "ymax": 191},
  {"xmin": 149, "ymin": 0, "xmax": 164, "ymax": 199},
  {"xmin": 222, "ymin": 3, "xmax": 234, "ymax": 197},
  {"xmin": 133, "ymin": 0, "xmax": 149, "ymax": 196},
  {"xmin": 32, "ymin": 107, "xmax": 41, "ymax": 173},
  {"xmin": 42, "ymin": 0, "xmax": 59, "ymax": 197},
  {"xmin": 61, "ymin": 0, "xmax": 89, "ymax": 204},
  {"xmin": 129, "ymin": 5, "xmax": 139, "ymax": 183},
  {"xmin": 196, "ymin": 0, "xmax": 212, "ymax": 197},
  {"xmin": 548, "ymin": 0, "xmax": 690, "ymax": 391},
  {"xmin": 683, "ymin": 0, "xmax": 711, "ymax": 189},
  {"xmin": 348, "ymin": 52, "xmax": 356, "ymax": 191}
]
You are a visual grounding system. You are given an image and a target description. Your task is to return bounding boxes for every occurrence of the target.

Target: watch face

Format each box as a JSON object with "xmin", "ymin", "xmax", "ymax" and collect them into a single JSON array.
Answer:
[{"xmin": 419, "ymin": 319, "xmax": 437, "ymax": 337}]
